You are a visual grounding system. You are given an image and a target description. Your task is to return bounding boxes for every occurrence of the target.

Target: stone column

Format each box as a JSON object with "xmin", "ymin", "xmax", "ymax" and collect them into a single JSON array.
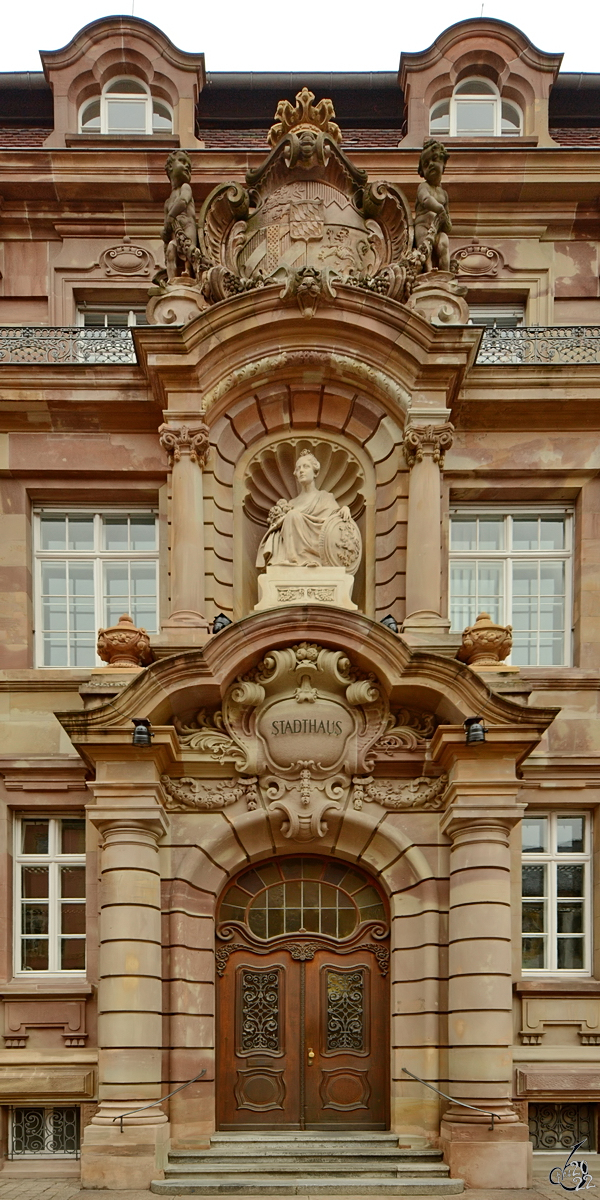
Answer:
[
  {"xmin": 159, "ymin": 419, "xmax": 210, "ymax": 635},
  {"xmin": 432, "ymin": 727, "xmax": 534, "ymax": 1189},
  {"xmin": 82, "ymin": 796, "xmax": 170, "ymax": 1190},
  {"xmin": 402, "ymin": 422, "xmax": 453, "ymax": 643}
]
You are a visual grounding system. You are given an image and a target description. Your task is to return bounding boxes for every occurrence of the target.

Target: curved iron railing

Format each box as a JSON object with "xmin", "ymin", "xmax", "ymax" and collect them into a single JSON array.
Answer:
[
  {"xmin": 477, "ymin": 326, "xmax": 600, "ymax": 365},
  {"xmin": 1, "ymin": 324, "xmax": 599, "ymax": 368},
  {"xmin": 111, "ymin": 1069, "xmax": 206, "ymax": 1134},
  {"xmin": 0, "ymin": 326, "xmax": 136, "ymax": 365},
  {"xmin": 401, "ymin": 1066, "xmax": 501, "ymax": 1131}
]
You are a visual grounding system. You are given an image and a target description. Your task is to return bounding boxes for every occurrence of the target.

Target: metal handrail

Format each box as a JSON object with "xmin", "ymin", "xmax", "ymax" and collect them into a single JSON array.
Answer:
[
  {"xmin": 401, "ymin": 1067, "xmax": 500, "ymax": 1132},
  {"xmin": 111, "ymin": 1069, "xmax": 206, "ymax": 1134}
]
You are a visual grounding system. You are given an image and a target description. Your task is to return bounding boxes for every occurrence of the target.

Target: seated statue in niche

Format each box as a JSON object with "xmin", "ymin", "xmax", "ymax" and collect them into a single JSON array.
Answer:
[{"xmin": 256, "ymin": 451, "xmax": 361, "ymax": 573}]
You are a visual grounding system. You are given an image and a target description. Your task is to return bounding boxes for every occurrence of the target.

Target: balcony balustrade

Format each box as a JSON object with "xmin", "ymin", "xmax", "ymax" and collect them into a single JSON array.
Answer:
[
  {"xmin": 0, "ymin": 325, "xmax": 600, "ymax": 367},
  {"xmin": 0, "ymin": 326, "xmax": 136, "ymax": 365},
  {"xmin": 477, "ymin": 325, "xmax": 600, "ymax": 365}
]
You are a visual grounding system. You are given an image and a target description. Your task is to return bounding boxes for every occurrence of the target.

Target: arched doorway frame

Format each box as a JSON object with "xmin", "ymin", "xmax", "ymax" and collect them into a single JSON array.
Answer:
[{"xmin": 167, "ymin": 809, "xmax": 443, "ymax": 1143}]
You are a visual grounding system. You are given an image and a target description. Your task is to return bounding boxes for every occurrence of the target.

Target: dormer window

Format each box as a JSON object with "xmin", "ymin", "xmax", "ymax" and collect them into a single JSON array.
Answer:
[
  {"xmin": 79, "ymin": 78, "xmax": 173, "ymax": 135},
  {"xmin": 430, "ymin": 78, "xmax": 522, "ymax": 137}
]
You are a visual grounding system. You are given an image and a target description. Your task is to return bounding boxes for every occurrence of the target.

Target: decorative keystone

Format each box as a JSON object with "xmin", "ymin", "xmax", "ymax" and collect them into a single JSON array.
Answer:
[
  {"xmin": 97, "ymin": 614, "xmax": 153, "ymax": 669},
  {"xmin": 456, "ymin": 611, "xmax": 513, "ymax": 668}
]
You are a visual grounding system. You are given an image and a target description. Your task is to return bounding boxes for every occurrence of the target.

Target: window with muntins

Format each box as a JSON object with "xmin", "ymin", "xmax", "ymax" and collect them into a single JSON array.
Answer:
[
  {"xmin": 430, "ymin": 78, "xmax": 522, "ymax": 137},
  {"xmin": 522, "ymin": 813, "xmax": 591, "ymax": 974},
  {"xmin": 34, "ymin": 511, "xmax": 159, "ymax": 667},
  {"xmin": 79, "ymin": 78, "xmax": 172, "ymax": 135},
  {"xmin": 15, "ymin": 817, "xmax": 86, "ymax": 974},
  {"xmin": 449, "ymin": 511, "xmax": 572, "ymax": 665},
  {"xmin": 77, "ymin": 305, "xmax": 149, "ymax": 328}
]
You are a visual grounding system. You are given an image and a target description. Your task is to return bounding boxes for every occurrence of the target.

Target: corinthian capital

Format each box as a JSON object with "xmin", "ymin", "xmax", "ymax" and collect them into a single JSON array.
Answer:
[
  {"xmin": 402, "ymin": 422, "xmax": 454, "ymax": 470},
  {"xmin": 158, "ymin": 422, "xmax": 210, "ymax": 468}
]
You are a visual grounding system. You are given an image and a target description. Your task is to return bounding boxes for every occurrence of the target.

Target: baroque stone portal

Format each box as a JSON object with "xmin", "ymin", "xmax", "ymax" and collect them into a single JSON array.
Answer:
[
  {"xmin": 254, "ymin": 450, "xmax": 362, "ymax": 612},
  {"xmin": 167, "ymin": 641, "xmax": 446, "ymax": 840}
]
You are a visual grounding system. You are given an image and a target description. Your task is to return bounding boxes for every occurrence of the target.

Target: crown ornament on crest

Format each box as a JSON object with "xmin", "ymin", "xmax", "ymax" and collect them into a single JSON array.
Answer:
[{"xmin": 268, "ymin": 87, "xmax": 342, "ymax": 148}]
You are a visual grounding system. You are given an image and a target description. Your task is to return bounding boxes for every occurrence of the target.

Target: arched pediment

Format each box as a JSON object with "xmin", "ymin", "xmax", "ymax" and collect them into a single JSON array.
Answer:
[
  {"xmin": 59, "ymin": 606, "xmax": 557, "ymax": 736},
  {"xmin": 134, "ymin": 286, "xmax": 481, "ymax": 427}
]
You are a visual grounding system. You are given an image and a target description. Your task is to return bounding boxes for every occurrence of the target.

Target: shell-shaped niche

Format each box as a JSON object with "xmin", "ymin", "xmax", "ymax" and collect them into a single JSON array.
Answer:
[{"xmin": 244, "ymin": 438, "xmax": 365, "ymax": 528}]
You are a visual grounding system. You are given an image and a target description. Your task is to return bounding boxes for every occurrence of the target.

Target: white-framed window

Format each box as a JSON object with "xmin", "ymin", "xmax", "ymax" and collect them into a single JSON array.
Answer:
[
  {"xmin": 430, "ymin": 77, "xmax": 522, "ymax": 137},
  {"xmin": 522, "ymin": 813, "xmax": 591, "ymax": 974},
  {"xmin": 15, "ymin": 816, "xmax": 86, "ymax": 975},
  {"xmin": 34, "ymin": 510, "xmax": 159, "ymax": 668},
  {"xmin": 79, "ymin": 78, "xmax": 172, "ymax": 135},
  {"xmin": 468, "ymin": 303, "xmax": 525, "ymax": 329},
  {"xmin": 76, "ymin": 304, "xmax": 149, "ymax": 329},
  {"xmin": 449, "ymin": 509, "xmax": 573, "ymax": 666}
]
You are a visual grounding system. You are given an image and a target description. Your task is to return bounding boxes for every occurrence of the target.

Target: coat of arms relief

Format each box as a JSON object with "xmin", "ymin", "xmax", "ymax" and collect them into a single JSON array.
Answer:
[{"xmin": 162, "ymin": 642, "xmax": 447, "ymax": 839}]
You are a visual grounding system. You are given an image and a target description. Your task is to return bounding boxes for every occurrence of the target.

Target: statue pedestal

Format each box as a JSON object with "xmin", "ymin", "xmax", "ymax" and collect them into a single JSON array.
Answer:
[
  {"xmin": 406, "ymin": 270, "xmax": 469, "ymax": 325},
  {"xmin": 146, "ymin": 278, "xmax": 209, "ymax": 326},
  {"xmin": 255, "ymin": 566, "xmax": 357, "ymax": 612}
]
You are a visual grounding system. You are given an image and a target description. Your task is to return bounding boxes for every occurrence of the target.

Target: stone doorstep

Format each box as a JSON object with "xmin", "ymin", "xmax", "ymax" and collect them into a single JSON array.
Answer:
[
  {"xmin": 163, "ymin": 1163, "xmax": 451, "ymax": 1176},
  {"xmin": 149, "ymin": 1180, "xmax": 465, "ymax": 1196}
]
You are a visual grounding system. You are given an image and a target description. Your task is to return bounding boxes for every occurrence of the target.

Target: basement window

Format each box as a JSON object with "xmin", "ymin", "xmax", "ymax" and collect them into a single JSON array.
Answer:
[{"xmin": 9, "ymin": 1107, "xmax": 80, "ymax": 1158}]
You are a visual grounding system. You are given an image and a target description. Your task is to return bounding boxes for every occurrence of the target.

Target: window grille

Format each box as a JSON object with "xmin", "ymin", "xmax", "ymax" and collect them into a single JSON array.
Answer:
[
  {"xmin": 9, "ymin": 1107, "xmax": 80, "ymax": 1158},
  {"xmin": 528, "ymin": 1103, "xmax": 596, "ymax": 1151}
]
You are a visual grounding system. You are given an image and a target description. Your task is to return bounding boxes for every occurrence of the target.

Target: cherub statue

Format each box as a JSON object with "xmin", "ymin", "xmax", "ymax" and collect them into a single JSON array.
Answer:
[
  {"xmin": 414, "ymin": 139, "xmax": 451, "ymax": 273},
  {"xmin": 162, "ymin": 150, "xmax": 203, "ymax": 281}
]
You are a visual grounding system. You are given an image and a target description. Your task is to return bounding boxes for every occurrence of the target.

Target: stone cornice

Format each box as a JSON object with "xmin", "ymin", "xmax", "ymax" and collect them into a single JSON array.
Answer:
[{"xmin": 56, "ymin": 608, "xmax": 558, "ymax": 745}]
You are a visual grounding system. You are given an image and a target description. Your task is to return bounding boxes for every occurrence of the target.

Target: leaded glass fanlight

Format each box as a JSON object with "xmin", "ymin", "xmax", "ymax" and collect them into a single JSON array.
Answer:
[{"xmin": 218, "ymin": 858, "xmax": 388, "ymax": 943}]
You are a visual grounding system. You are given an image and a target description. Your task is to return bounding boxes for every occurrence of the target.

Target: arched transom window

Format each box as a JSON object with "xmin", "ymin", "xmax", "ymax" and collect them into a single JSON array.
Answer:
[
  {"xmin": 430, "ymin": 77, "xmax": 522, "ymax": 137},
  {"xmin": 80, "ymin": 78, "xmax": 173, "ymax": 135},
  {"xmin": 218, "ymin": 857, "xmax": 387, "ymax": 941}
]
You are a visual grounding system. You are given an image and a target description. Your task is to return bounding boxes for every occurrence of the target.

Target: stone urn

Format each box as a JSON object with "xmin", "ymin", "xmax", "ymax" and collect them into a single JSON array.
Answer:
[
  {"xmin": 456, "ymin": 611, "xmax": 512, "ymax": 667},
  {"xmin": 97, "ymin": 613, "xmax": 153, "ymax": 669}
]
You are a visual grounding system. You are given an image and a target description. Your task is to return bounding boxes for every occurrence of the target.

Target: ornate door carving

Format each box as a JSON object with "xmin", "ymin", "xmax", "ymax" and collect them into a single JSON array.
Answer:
[{"xmin": 217, "ymin": 857, "xmax": 389, "ymax": 1130}]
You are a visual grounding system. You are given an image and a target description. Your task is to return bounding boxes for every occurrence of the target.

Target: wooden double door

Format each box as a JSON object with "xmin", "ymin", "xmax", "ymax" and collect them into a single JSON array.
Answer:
[{"xmin": 217, "ymin": 943, "xmax": 388, "ymax": 1130}]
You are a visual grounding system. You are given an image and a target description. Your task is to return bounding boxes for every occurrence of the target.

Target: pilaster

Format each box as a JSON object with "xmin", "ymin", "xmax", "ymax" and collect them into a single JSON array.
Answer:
[
  {"xmin": 158, "ymin": 415, "xmax": 210, "ymax": 643},
  {"xmin": 402, "ymin": 421, "xmax": 455, "ymax": 647},
  {"xmin": 431, "ymin": 726, "xmax": 536, "ymax": 1188},
  {"xmin": 81, "ymin": 778, "xmax": 170, "ymax": 1189}
]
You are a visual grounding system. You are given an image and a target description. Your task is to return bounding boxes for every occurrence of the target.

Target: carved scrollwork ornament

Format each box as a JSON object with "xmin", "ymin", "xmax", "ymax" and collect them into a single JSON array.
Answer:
[
  {"xmin": 402, "ymin": 422, "xmax": 454, "ymax": 470},
  {"xmin": 158, "ymin": 422, "xmax": 210, "ymax": 468}
]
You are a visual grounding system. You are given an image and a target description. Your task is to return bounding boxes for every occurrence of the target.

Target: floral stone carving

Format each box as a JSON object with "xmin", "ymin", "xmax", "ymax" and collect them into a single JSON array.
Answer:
[
  {"xmin": 96, "ymin": 613, "xmax": 152, "ymax": 669},
  {"xmin": 161, "ymin": 774, "xmax": 259, "ymax": 811},
  {"xmin": 351, "ymin": 774, "xmax": 448, "ymax": 811},
  {"xmin": 456, "ymin": 611, "xmax": 513, "ymax": 667}
]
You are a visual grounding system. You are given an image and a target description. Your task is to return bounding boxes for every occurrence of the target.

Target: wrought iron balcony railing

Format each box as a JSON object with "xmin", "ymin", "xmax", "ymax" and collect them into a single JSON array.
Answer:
[
  {"xmin": 477, "ymin": 325, "xmax": 600, "ymax": 365},
  {"xmin": 0, "ymin": 326, "xmax": 136, "ymax": 365},
  {"xmin": 0, "ymin": 324, "xmax": 599, "ymax": 368}
]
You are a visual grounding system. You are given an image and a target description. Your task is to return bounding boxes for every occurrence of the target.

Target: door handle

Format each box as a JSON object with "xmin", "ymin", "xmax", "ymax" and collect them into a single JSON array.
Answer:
[{"xmin": 307, "ymin": 1048, "xmax": 315, "ymax": 1065}]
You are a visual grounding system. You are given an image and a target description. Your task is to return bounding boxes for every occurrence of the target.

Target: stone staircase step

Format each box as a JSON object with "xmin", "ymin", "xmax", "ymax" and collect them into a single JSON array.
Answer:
[
  {"xmin": 151, "ymin": 1176, "xmax": 465, "ymax": 1196},
  {"xmin": 169, "ymin": 1150, "xmax": 444, "ymax": 1163},
  {"xmin": 163, "ymin": 1161, "xmax": 450, "ymax": 1177},
  {"xmin": 152, "ymin": 1130, "xmax": 463, "ymax": 1196}
]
